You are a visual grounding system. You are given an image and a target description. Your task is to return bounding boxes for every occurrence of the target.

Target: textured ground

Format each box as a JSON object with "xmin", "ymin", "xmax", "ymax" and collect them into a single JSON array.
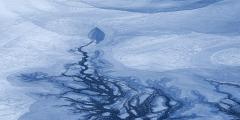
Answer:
[{"xmin": 0, "ymin": 0, "xmax": 240, "ymax": 120}]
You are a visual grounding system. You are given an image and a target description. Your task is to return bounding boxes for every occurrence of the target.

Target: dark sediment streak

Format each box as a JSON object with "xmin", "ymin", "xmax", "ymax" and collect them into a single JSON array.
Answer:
[
  {"xmin": 12, "ymin": 39, "xmax": 240, "ymax": 120},
  {"xmin": 57, "ymin": 41, "xmax": 182, "ymax": 119}
]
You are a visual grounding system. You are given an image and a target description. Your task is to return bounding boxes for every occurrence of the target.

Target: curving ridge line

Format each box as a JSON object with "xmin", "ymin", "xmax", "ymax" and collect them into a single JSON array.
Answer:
[{"xmin": 79, "ymin": 0, "xmax": 223, "ymax": 13}]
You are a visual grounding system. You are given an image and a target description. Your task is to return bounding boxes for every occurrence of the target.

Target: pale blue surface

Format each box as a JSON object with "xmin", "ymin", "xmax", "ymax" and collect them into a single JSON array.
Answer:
[{"xmin": 0, "ymin": 0, "xmax": 240, "ymax": 120}]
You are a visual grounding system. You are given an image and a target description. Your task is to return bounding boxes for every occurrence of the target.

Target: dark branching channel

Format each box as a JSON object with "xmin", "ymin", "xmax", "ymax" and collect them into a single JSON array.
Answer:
[
  {"xmin": 14, "ymin": 27, "xmax": 240, "ymax": 120},
  {"xmin": 15, "ymin": 35, "xmax": 184, "ymax": 119},
  {"xmin": 57, "ymin": 40, "xmax": 181, "ymax": 120}
]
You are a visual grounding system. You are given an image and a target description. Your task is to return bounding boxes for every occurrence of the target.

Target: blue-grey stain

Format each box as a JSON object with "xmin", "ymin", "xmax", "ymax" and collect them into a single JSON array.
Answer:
[{"xmin": 88, "ymin": 27, "xmax": 105, "ymax": 44}]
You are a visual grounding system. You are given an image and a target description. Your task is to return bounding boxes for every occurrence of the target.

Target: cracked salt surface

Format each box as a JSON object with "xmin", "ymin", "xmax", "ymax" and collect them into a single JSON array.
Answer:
[{"xmin": 211, "ymin": 48, "xmax": 240, "ymax": 66}]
